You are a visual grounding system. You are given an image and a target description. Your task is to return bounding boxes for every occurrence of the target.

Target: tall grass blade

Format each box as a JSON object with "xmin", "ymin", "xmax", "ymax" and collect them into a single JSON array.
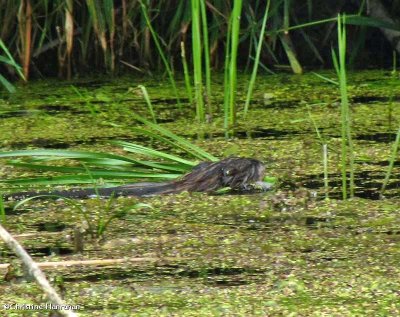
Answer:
[
  {"xmin": 0, "ymin": 195, "xmax": 5, "ymax": 223},
  {"xmin": 323, "ymin": 144, "xmax": 329, "ymax": 200},
  {"xmin": 380, "ymin": 127, "xmax": 400, "ymax": 197},
  {"xmin": 86, "ymin": 0, "xmax": 109, "ymax": 69},
  {"xmin": 131, "ymin": 128, "xmax": 201, "ymax": 163},
  {"xmin": 131, "ymin": 113, "xmax": 218, "ymax": 161},
  {"xmin": 200, "ymin": 0, "xmax": 212, "ymax": 110},
  {"xmin": 227, "ymin": 0, "xmax": 243, "ymax": 129},
  {"xmin": 139, "ymin": 0, "xmax": 181, "ymax": 108},
  {"xmin": 103, "ymin": 0, "xmax": 115, "ymax": 72},
  {"xmin": 112, "ymin": 141, "xmax": 196, "ymax": 167},
  {"xmin": 0, "ymin": 39, "xmax": 25, "ymax": 80},
  {"xmin": 191, "ymin": 0, "xmax": 205, "ymax": 122},
  {"xmin": 64, "ymin": 0, "xmax": 74, "ymax": 79},
  {"xmin": 180, "ymin": 42, "xmax": 193, "ymax": 105},
  {"xmin": 0, "ymin": 74, "xmax": 16, "ymax": 93},
  {"xmin": 244, "ymin": 0, "xmax": 270, "ymax": 116},
  {"xmin": 333, "ymin": 14, "xmax": 354, "ymax": 199},
  {"xmin": 311, "ymin": 72, "xmax": 338, "ymax": 85},
  {"xmin": 280, "ymin": 35, "xmax": 303, "ymax": 74},
  {"xmin": 138, "ymin": 85, "xmax": 157, "ymax": 123},
  {"xmin": 17, "ymin": 0, "xmax": 32, "ymax": 80},
  {"xmin": 223, "ymin": 0, "xmax": 243, "ymax": 136},
  {"xmin": 6, "ymin": 162, "xmax": 179, "ymax": 179},
  {"xmin": 223, "ymin": 17, "xmax": 232, "ymax": 137}
]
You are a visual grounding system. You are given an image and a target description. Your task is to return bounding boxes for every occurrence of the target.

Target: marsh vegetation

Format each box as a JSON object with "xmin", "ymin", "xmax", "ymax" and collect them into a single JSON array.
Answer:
[{"xmin": 0, "ymin": 0, "xmax": 400, "ymax": 316}]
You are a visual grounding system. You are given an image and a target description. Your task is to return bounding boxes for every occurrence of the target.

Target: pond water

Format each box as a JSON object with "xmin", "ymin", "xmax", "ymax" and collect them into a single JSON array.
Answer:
[{"xmin": 0, "ymin": 70, "xmax": 399, "ymax": 316}]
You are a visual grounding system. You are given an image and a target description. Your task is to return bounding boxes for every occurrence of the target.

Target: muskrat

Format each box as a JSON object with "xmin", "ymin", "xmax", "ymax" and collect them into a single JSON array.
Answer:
[{"xmin": 6, "ymin": 157, "xmax": 271, "ymax": 200}]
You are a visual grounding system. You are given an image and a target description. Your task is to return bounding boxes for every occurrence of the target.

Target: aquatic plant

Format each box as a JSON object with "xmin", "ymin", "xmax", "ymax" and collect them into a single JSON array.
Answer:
[
  {"xmin": 180, "ymin": 42, "xmax": 193, "ymax": 105},
  {"xmin": 322, "ymin": 144, "xmax": 329, "ymax": 200},
  {"xmin": 332, "ymin": 14, "xmax": 354, "ymax": 199},
  {"xmin": 70, "ymin": 85, "xmax": 100, "ymax": 116},
  {"xmin": 243, "ymin": 0, "xmax": 271, "ymax": 116},
  {"xmin": 306, "ymin": 103, "xmax": 330, "ymax": 199},
  {"xmin": 139, "ymin": 0, "xmax": 181, "ymax": 108},
  {"xmin": 0, "ymin": 195, "xmax": 5, "ymax": 223},
  {"xmin": 199, "ymin": 0, "xmax": 212, "ymax": 111},
  {"xmin": 1, "ymin": 1, "xmax": 398, "ymax": 79},
  {"xmin": 0, "ymin": 112, "xmax": 217, "ymax": 191},
  {"xmin": 138, "ymin": 85, "xmax": 157, "ymax": 124},
  {"xmin": 380, "ymin": 127, "xmax": 400, "ymax": 197},
  {"xmin": 2, "ymin": 1, "xmax": 398, "ymax": 134},
  {"xmin": 0, "ymin": 39, "xmax": 25, "ymax": 92},
  {"xmin": 12, "ymin": 182, "xmax": 152, "ymax": 239},
  {"xmin": 191, "ymin": 0, "xmax": 205, "ymax": 122},
  {"xmin": 223, "ymin": 0, "xmax": 243, "ymax": 136}
]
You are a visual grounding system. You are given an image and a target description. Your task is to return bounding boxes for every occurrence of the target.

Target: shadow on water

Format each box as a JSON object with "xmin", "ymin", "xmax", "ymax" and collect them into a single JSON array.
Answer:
[
  {"xmin": 24, "ymin": 246, "xmax": 74, "ymax": 256},
  {"xmin": 0, "ymin": 110, "xmax": 42, "ymax": 118},
  {"xmin": 301, "ymin": 170, "xmax": 400, "ymax": 200},
  {"xmin": 5, "ymin": 126, "xmax": 299, "ymax": 150},
  {"xmin": 34, "ymin": 222, "xmax": 67, "ymax": 232},
  {"xmin": 10, "ymin": 138, "xmax": 73, "ymax": 149},
  {"xmin": 187, "ymin": 128, "xmax": 301, "ymax": 140},
  {"xmin": 1, "ymin": 206, "xmax": 27, "ymax": 216},
  {"xmin": 151, "ymin": 97, "xmax": 190, "ymax": 105},
  {"xmin": 235, "ymin": 129, "xmax": 300, "ymax": 139},
  {"xmin": 0, "ymin": 99, "xmax": 189, "ymax": 119},
  {"xmin": 354, "ymin": 132, "xmax": 398, "ymax": 143},
  {"xmin": 351, "ymin": 95, "xmax": 400, "ymax": 103},
  {"xmin": 62, "ymin": 264, "xmax": 261, "ymax": 287},
  {"xmin": 251, "ymin": 99, "xmax": 301, "ymax": 109},
  {"xmin": 0, "ymin": 246, "xmax": 75, "ymax": 257},
  {"xmin": 250, "ymin": 95, "xmax": 400, "ymax": 110},
  {"xmin": 8, "ymin": 135, "xmax": 147, "ymax": 149},
  {"xmin": 0, "ymin": 105, "xmax": 87, "ymax": 118},
  {"xmin": 37, "ymin": 104, "xmax": 80, "ymax": 113}
]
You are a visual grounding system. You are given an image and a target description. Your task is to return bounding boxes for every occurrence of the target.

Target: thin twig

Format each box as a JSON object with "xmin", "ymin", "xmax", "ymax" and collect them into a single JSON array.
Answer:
[{"xmin": 0, "ymin": 224, "xmax": 78, "ymax": 317}]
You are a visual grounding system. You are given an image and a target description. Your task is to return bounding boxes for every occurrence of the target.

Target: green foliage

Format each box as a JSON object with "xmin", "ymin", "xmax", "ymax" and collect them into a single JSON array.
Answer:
[
  {"xmin": 12, "ymin": 191, "xmax": 153, "ymax": 238},
  {"xmin": 244, "ymin": 0, "xmax": 271, "ymax": 116},
  {"xmin": 0, "ymin": 195, "xmax": 5, "ymax": 223},
  {"xmin": 332, "ymin": 14, "xmax": 354, "ymax": 199},
  {"xmin": 139, "ymin": 0, "xmax": 181, "ymax": 108},
  {"xmin": 224, "ymin": 0, "xmax": 243, "ymax": 136},
  {"xmin": 1, "ymin": 1, "xmax": 393, "ymax": 78},
  {"xmin": 380, "ymin": 127, "xmax": 400, "ymax": 197},
  {"xmin": 191, "ymin": 0, "xmax": 205, "ymax": 122},
  {"xmin": 0, "ymin": 112, "xmax": 217, "ymax": 190},
  {"xmin": 0, "ymin": 39, "xmax": 25, "ymax": 92}
]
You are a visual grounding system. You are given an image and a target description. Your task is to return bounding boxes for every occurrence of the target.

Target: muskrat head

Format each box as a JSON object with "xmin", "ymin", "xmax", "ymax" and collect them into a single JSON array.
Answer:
[{"xmin": 220, "ymin": 157, "xmax": 265, "ymax": 189}]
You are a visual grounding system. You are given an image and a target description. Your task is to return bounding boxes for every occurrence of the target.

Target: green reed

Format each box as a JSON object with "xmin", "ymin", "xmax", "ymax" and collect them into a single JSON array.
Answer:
[
  {"xmin": 139, "ymin": 0, "xmax": 181, "ymax": 108},
  {"xmin": 223, "ymin": 19, "xmax": 232, "ymax": 136},
  {"xmin": 323, "ymin": 144, "xmax": 329, "ymax": 200},
  {"xmin": 138, "ymin": 85, "xmax": 157, "ymax": 124},
  {"xmin": 180, "ymin": 42, "xmax": 193, "ymax": 105},
  {"xmin": 244, "ymin": 0, "xmax": 270, "ymax": 116},
  {"xmin": 380, "ymin": 127, "xmax": 400, "ymax": 197},
  {"xmin": 224, "ymin": 0, "xmax": 243, "ymax": 135},
  {"xmin": 0, "ymin": 195, "xmax": 5, "ymax": 223},
  {"xmin": 332, "ymin": 14, "xmax": 354, "ymax": 199},
  {"xmin": 191, "ymin": 0, "xmax": 205, "ymax": 122},
  {"xmin": 0, "ymin": 39, "xmax": 25, "ymax": 92},
  {"xmin": 0, "ymin": 1, "xmax": 391, "ymax": 81},
  {"xmin": 200, "ymin": 0, "xmax": 211, "ymax": 106}
]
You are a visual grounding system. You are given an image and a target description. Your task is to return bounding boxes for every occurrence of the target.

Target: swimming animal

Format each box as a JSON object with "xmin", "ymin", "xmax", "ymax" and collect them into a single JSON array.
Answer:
[{"xmin": 6, "ymin": 157, "xmax": 271, "ymax": 200}]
